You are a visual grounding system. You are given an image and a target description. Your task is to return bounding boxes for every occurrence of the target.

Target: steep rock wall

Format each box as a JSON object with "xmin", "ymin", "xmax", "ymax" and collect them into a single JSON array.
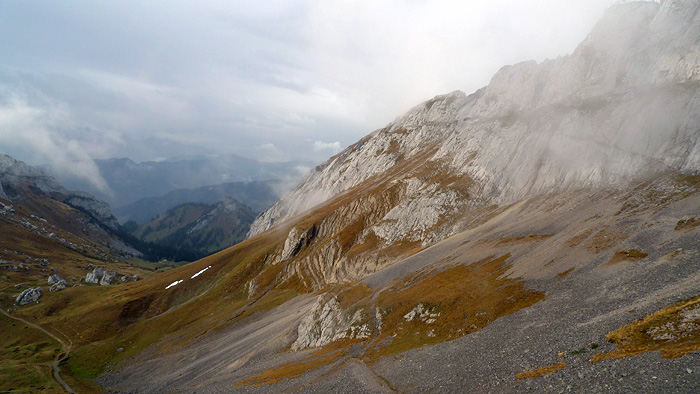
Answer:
[{"xmin": 250, "ymin": 2, "xmax": 700, "ymax": 243}]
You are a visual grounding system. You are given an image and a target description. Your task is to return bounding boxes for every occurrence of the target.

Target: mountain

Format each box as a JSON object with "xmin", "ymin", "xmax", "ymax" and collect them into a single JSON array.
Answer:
[
  {"xmin": 249, "ymin": 0, "xmax": 700, "ymax": 240},
  {"xmin": 113, "ymin": 180, "xmax": 281, "ymax": 224},
  {"xmin": 132, "ymin": 197, "xmax": 256, "ymax": 259},
  {"xmin": 43, "ymin": 154, "xmax": 313, "ymax": 208},
  {"xmin": 0, "ymin": 153, "xmax": 132, "ymax": 252},
  {"xmin": 5, "ymin": 2, "xmax": 700, "ymax": 393}
]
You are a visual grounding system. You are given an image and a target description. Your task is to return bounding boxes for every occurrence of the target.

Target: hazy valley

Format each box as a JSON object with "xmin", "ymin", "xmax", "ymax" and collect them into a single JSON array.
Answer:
[{"xmin": 3, "ymin": 1, "xmax": 700, "ymax": 393}]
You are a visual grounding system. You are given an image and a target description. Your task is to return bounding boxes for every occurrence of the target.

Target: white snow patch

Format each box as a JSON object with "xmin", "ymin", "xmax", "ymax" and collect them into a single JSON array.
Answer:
[
  {"xmin": 165, "ymin": 280, "xmax": 183, "ymax": 290},
  {"xmin": 191, "ymin": 265, "xmax": 211, "ymax": 279}
]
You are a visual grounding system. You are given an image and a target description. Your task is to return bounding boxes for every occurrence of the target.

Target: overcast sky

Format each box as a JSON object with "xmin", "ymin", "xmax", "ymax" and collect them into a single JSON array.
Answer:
[{"xmin": 0, "ymin": 0, "xmax": 615, "ymax": 186}]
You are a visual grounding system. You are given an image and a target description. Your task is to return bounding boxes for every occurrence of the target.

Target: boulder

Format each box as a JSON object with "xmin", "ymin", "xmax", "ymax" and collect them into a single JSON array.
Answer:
[
  {"xmin": 15, "ymin": 287, "xmax": 42, "ymax": 305},
  {"xmin": 49, "ymin": 280, "xmax": 67, "ymax": 292},
  {"xmin": 47, "ymin": 274, "xmax": 62, "ymax": 285},
  {"xmin": 85, "ymin": 267, "xmax": 106, "ymax": 284},
  {"xmin": 100, "ymin": 270, "xmax": 117, "ymax": 286}
]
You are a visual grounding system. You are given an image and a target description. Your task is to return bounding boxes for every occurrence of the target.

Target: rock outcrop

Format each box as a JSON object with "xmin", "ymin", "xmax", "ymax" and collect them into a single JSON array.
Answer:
[
  {"xmin": 15, "ymin": 287, "xmax": 42, "ymax": 305},
  {"xmin": 85, "ymin": 267, "xmax": 118, "ymax": 285},
  {"xmin": 279, "ymin": 225, "xmax": 317, "ymax": 263},
  {"xmin": 85, "ymin": 267, "xmax": 106, "ymax": 284},
  {"xmin": 100, "ymin": 270, "xmax": 117, "ymax": 286},
  {"xmin": 291, "ymin": 296, "xmax": 371, "ymax": 351},
  {"xmin": 47, "ymin": 274, "xmax": 68, "ymax": 292},
  {"xmin": 50, "ymin": 280, "xmax": 67, "ymax": 292},
  {"xmin": 249, "ymin": 1, "xmax": 700, "ymax": 248}
]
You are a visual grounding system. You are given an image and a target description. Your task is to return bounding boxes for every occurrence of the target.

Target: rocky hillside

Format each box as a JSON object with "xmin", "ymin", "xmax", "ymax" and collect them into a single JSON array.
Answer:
[
  {"xmin": 0, "ymin": 153, "xmax": 134, "ymax": 251},
  {"xmin": 250, "ymin": 0, "xmax": 700, "ymax": 240},
  {"xmin": 132, "ymin": 197, "xmax": 256, "ymax": 258},
  {"xmin": 5, "ymin": 2, "xmax": 700, "ymax": 393},
  {"xmin": 242, "ymin": 0, "xmax": 700, "ymax": 291}
]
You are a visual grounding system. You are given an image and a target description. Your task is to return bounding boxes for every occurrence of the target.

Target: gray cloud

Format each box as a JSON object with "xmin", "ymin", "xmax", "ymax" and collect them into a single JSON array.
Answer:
[
  {"xmin": 0, "ymin": 90, "xmax": 110, "ymax": 192},
  {"xmin": 0, "ymin": 0, "xmax": 615, "ymax": 170}
]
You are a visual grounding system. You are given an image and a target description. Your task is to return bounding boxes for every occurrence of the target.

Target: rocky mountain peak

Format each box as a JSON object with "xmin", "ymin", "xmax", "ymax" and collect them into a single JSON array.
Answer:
[
  {"xmin": 0, "ymin": 153, "xmax": 120, "ymax": 230},
  {"xmin": 248, "ymin": 1, "xmax": 700, "ymax": 283}
]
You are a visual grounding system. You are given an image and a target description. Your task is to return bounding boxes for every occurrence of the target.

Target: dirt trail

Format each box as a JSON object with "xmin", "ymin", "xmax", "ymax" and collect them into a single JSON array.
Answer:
[{"xmin": 1, "ymin": 309, "xmax": 75, "ymax": 393}]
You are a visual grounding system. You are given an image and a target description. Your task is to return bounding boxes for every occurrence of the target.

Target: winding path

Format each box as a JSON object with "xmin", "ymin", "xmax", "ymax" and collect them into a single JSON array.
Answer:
[{"xmin": 0, "ymin": 309, "xmax": 75, "ymax": 393}]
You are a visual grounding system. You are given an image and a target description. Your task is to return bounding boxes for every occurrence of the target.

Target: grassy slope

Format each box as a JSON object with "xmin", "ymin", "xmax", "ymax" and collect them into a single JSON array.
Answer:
[
  {"xmin": 3, "ymin": 224, "xmax": 292, "ymax": 390},
  {"xmin": 0, "ymin": 197, "xmax": 160, "ymax": 393},
  {"xmin": 6, "ymin": 172, "xmax": 700, "ymax": 392},
  {"xmin": 0, "ymin": 312, "xmax": 63, "ymax": 393}
]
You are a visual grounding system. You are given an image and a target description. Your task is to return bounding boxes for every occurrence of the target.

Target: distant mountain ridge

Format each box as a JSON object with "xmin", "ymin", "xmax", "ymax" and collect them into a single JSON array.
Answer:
[
  {"xmin": 113, "ymin": 180, "xmax": 281, "ymax": 225},
  {"xmin": 132, "ymin": 197, "xmax": 256, "ymax": 258},
  {"xmin": 0, "ymin": 152, "xmax": 138, "ymax": 257},
  {"xmin": 1, "ymin": 153, "xmax": 121, "ymax": 232},
  {"xmin": 43, "ymin": 154, "xmax": 313, "ymax": 208}
]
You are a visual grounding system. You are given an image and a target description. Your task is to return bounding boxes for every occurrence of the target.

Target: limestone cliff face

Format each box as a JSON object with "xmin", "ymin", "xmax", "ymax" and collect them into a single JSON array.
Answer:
[
  {"xmin": 246, "ymin": 1, "xmax": 700, "ymax": 290},
  {"xmin": 250, "ymin": 1, "xmax": 700, "ymax": 244}
]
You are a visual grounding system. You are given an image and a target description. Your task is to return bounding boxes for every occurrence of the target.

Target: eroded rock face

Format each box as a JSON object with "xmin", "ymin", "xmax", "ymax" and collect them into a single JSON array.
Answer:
[
  {"xmin": 291, "ymin": 296, "xmax": 370, "ymax": 351},
  {"xmin": 279, "ymin": 225, "xmax": 317, "ymax": 263},
  {"xmin": 100, "ymin": 270, "xmax": 117, "ymax": 286},
  {"xmin": 249, "ymin": 1, "xmax": 700, "ymax": 249},
  {"xmin": 15, "ymin": 287, "xmax": 42, "ymax": 305},
  {"xmin": 85, "ymin": 267, "xmax": 118, "ymax": 285}
]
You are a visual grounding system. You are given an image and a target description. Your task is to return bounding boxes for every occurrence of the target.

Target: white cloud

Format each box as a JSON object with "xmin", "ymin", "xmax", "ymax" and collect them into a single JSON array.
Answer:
[
  {"xmin": 0, "ymin": 1, "xmax": 616, "ymax": 165},
  {"xmin": 0, "ymin": 92, "xmax": 110, "ymax": 193},
  {"xmin": 312, "ymin": 140, "xmax": 342, "ymax": 153},
  {"xmin": 256, "ymin": 142, "xmax": 289, "ymax": 162}
]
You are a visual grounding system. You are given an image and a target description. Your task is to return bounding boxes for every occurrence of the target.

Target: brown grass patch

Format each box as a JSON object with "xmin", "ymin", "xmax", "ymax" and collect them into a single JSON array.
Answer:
[
  {"xmin": 604, "ymin": 250, "xmax": 648, "ymax": 266},
  {"xmin": 566, "ymin": 229, "xmax": 593, "ymax": 248},
  {"xmin": 675, "ymin": 218, "xmax": 700, "ymax": 232},
  {"xmin": 593, "ymin": 295, "xmax": 700, "ymax": 362},
  {"xmin": 555, "ymin": 267, "xmax": 575, "ymax": 278},
  {"xmin": 336, "ymin": 283, "xmax": 373, "ymax": 310},
  {"xmin": 516, "ymin": 362, "xmax": 566, "ymax": 379},
  {"xmin": 236, "ymin": 339, "xmax": 360, "ymax": 386},
  {"xmin": 347, "ymin": 232, "xmax": 381, "ymax": 258},
  {"xmin": 586, "ymin": 228, "xmax": 627, "ymax": 254},
  {"xmin": 364, "ymin": 255, "xmax": 544, "ymax": 362}
]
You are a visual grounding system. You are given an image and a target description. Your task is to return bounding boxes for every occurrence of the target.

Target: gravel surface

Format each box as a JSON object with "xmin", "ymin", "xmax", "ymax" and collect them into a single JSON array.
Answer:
[{"xmin": 101, "ymin": 187, "xmax": 700, "ymax": 393}]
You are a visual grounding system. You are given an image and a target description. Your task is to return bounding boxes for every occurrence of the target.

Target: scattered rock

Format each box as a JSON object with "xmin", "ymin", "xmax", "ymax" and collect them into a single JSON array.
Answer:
[
  {"xmin": 100, "ymin": 270, "xmax": 117, "ymax": 286},
  {"xmin": 403, "ymin": 303, "xmax": 440, "ymax": 324},
  {"xmin": 15, "ymin": 287, "xmax": 42, "ymax": 305},
  {"xmin": 50, "ymin": 280, "xmax": 67, "ymax": 292},
  {"xmin": 85, "ymin": 267, "xmax": 119, "ymax": 285},
  {"xmin": 85, "ymin": 267, "xmax": 106, "ymax": 284},
  {"xmin": 47, "ymin": 274, "xmax": 62, "ymax": 285}
]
